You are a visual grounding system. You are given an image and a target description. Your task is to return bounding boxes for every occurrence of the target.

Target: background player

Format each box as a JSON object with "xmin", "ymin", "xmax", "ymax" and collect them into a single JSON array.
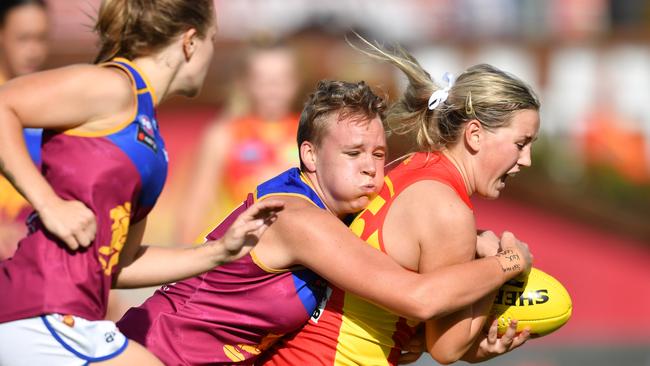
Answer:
[
  {"xmin": 176, "ymin": 40, "xmax": 301, "ymax": 243},
  {"xmin": 0, "ymin": 0, "xmax": 49, "ymax": 258},
  {"xmin": 0, "ymin": 0, "xmax": 282, "ymax": 364}
]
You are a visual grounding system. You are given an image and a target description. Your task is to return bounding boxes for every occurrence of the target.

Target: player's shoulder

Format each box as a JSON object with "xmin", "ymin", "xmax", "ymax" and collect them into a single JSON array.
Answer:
[
  {"xmin": 396, "ymin": 179, "xmax": 473, "ymax": 228},
  {"xmin": 51, "ymin": 64, "xmax": 134, "ymax": 109},
  {"xmin": 261, "ymin": 194, "xmax": 322, "ymax": 211},
  {"xmin": 260, "ymin": 195, "xmax": 330, "ymax": 231},
  {"xmin": 401, "ymin": 179, "xmax": 470, "ymax": 211}
]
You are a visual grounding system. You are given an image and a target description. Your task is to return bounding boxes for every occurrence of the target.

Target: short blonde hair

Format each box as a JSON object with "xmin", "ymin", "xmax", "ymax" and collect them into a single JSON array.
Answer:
[{"xmin": 297, "ymin": 80, "xmax": 386, "ymax": 170}]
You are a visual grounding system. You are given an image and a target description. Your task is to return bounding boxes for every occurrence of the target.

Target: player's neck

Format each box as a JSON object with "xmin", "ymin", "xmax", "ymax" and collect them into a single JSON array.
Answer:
[
  {"xmin": 130, "ymin": 55, "xmax": 177, "ymax": 106},
  {"xmin": 300, "ymin": 170, "xmax": 341, "ymax": 218},
  {"xmin": 441, "ymin": 148, "xmax": 475, "ymax": 196}
]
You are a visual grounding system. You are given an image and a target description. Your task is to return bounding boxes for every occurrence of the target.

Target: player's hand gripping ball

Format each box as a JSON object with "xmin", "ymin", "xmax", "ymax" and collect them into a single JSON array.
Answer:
[{"xmin": 489, "ymin": 267, "xmax": 572, "ymax": 337}]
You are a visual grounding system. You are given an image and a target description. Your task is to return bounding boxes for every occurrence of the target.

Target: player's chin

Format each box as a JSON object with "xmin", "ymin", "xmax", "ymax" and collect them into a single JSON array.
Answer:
[
  {"xmin": 478, "ymin": 186, "xmax": 501, "ymax": 200},
  {"xmin": 348, "ymin": 196, "xmax": 373, "ymax": 212},
  {"xmin": 183, "ymin": 88, "xmax": 200, "ymax": 98},
  {"xmin": 178, "ymin": 83, "xmax": 202, "ymax": 98}
]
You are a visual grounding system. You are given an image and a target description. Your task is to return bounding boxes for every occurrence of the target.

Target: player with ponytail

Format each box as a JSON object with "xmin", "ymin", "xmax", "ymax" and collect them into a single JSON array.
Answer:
[
  {"xmin": 0, "ymin": 1, "xmax": 282, "ymax": 364},
  {"xmin": 263, "ymin": 38, "xmax": 541, "ymax": 365}
]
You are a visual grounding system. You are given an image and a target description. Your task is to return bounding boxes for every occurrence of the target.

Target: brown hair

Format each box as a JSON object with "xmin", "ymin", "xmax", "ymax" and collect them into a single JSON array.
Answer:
[
  {"xmin": 0, "ymin": 0, "xmax": 46, "ymax": 26},
  {"xmin": 297, "ymin": 80, "xmax": 386, "ymax": 169},
  {"xmin": 352, "ymin": 37, "xmax": 540, "ymax": 151},
  {"xmin": 93, "ymin": 0, "xmax": 214, "ymax": 64}
]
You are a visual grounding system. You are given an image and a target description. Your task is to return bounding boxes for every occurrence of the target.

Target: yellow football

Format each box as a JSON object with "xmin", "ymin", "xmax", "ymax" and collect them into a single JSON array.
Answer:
[{"xmin": 489, "ymin": 267, "xmax": 572, "ymax": 337}]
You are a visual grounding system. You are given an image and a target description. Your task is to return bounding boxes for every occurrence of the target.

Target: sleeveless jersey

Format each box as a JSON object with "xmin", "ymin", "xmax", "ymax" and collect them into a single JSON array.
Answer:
[
  {"xmin": 263, "ymin": 152, "xmax": 472, "ymax": 366},
  {"xmin": 0, "ymin": 58, "xmax": 168, "ymax": 322},
  {"xmin": 219, "ymin": 114, "xmax": 299, "ymax": 216},
  {"xmin": 117, "ymin": 168, "xmax": 328, "ymax": 366}
]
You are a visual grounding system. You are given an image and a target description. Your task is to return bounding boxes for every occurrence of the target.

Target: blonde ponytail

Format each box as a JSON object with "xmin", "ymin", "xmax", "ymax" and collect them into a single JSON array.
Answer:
[{"xmin": 352, "ymin": 36, "xmax": 540, "ymax": 151}]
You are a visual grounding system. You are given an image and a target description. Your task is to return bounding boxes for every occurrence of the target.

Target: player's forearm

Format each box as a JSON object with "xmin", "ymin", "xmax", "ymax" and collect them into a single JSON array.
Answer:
[
  {"xmin": 427, "ymin": 313, "xmax": 475, "ymax": 365},
  {"xmin": 407, "ymin": 256, "xmax": 513, "ymax": 320},
  {"xmin": 0, "ymin": 106, "xmax": 57, "ymax": 211},
  {"xmin": 465, "ymin": 291, "xmax": 496, "ymax": 338},
  {"xmin": 113, "ymin": 242, "xmax": 229, "ymax": 288},
  {"xmin": 426, "ymin": 293, "xmax": 495, "ymax": 364}
]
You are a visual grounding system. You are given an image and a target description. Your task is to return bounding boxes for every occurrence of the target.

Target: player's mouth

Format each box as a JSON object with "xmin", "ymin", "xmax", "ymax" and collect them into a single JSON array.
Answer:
[
  {"xmin": 362, "ymin": 183, "xmax": 376, "ymax": 190},
  {"xmin": 498, "ymin": 172, "xmax": 517, "ymax": 189},
  {"xmin": 360, "ymin": 183, "xmax": 377, "ymax": 194}
]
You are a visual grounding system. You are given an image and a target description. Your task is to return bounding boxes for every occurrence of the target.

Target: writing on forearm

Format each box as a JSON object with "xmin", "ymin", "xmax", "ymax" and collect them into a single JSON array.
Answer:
[{"xmin": 496, "ymin": 249, "xmax": 521, "ymax": 273}]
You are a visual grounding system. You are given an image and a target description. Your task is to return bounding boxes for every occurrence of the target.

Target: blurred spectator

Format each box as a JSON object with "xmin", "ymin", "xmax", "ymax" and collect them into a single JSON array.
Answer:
[
  {"xmin": 0, "ymin": 0, "xmax": 49, "ymax": 259},
  {"xmin": 581, "ymin": 106, "xmax": 648, "ymax": 183},
  {"xmin": 175, "ymin": 40, "xmax": 301, "ymax": 243}
]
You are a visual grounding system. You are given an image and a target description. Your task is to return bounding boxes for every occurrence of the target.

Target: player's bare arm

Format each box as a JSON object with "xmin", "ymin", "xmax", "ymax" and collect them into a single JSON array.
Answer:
[
  {"xmin": 386, "ymin": 180, "xmax": 496, "ymax": 364},
  {"xmin": 0, "ymin": 65, "xmax": 135, "ymax": 250},
  {"xmin": 256, "ymin": 196, "xmax": 531, "ymax": 321},
  {"xmin": 114, "ymin": 200, "xmax": 284, "ymax": 289}
]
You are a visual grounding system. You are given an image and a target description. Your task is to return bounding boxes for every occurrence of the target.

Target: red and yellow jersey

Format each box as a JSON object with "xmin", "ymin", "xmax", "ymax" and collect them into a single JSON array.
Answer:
[
  {"xmin": 262, "ymin": 151, "xmax": 472, "ymax": 366},
  {"xmin": 218, "ymin": 114, "xmax": 299, "ymax": 216}
]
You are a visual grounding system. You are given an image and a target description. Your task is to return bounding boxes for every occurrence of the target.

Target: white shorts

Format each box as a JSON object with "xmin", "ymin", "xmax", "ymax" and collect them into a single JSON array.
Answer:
[{"xmin": 0, "ymin": 314, "xmax": 128, "ymax": 366}]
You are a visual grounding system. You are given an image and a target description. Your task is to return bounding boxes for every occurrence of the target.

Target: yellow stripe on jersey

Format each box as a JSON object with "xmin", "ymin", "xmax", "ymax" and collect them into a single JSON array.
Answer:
[
  {"xmin": 334, "ymin": 292, "xmax": 398, "ymax": 366},
  {"xmin": 366, "ymin": 195, "xmax": 386, "ymax": 215},
  {"xmin": 250, "ymin": 250, "xmax": 290, "ymax": 274},
  {"xmin": 113, "ymin": 58, "xmax": 159, "ymax": 105},
  {"xmin": 64, "ymin": 62, "xmax": 138, "ymax": 137},
  {"xmin": 256, "ymin": 192, "xmax": 322, "ymax": 207},
  {"xmin": 365, "ymin": 230, "xmax": 380, "ymax": 251},
  {"xmin": 384, "ymin": 176, "xmax": 395, "ymax": 197}
]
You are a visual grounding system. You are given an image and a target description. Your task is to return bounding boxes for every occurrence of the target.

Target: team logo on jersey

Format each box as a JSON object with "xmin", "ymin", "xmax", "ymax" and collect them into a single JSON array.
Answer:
[
  {"xmin": 99, "ymin": 202, "xmax": 131, "ymax": 276},
  {"xmin": 136, "ymin": 114, "xmax": 158, "ymax": 152}
]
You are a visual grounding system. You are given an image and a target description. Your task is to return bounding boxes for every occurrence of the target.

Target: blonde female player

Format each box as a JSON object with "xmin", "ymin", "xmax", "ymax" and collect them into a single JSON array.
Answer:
[
  {"xmin": 262, "ymin": 43, "xmax": 541, "ymax": 365},
  {"xmin": 0, "ymin": 1, "xmax": 282, "ymax": 365}
]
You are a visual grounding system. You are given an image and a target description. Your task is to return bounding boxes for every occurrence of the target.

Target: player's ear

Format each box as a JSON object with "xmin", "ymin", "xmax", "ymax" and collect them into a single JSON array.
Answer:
[
  {"xmin": 182, "ymin": 28, "xmax": 198, "ymax": 61},
  {"xmin": 300, "ymin": 141, "xmax": 317, "ymax": 172},
  {"xmin": 464, "ymin": 119, "xmax": 482, "ymax": 153}
]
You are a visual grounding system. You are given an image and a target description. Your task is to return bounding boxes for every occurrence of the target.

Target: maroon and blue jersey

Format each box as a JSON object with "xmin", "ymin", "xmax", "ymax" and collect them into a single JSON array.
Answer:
[
  {"xmin": 0, "ymin": 58, "xmax": 168, "ymax": 322},
  {"xmin": 117, "ymin": 168, "xmax": 327, "ymax": 365}
]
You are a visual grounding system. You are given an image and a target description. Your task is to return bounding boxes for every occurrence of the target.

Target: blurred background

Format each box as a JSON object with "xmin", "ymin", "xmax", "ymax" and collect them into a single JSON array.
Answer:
[{"xmin": 8, "ymin": 0, "xmax": 650, "ymax": 365}]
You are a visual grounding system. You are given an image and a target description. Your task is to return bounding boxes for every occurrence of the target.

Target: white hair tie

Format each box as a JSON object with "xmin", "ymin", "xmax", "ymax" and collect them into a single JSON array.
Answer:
[{"xmin": 428, "ymin": 72, "xmax": 455, "ymax": 110}]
